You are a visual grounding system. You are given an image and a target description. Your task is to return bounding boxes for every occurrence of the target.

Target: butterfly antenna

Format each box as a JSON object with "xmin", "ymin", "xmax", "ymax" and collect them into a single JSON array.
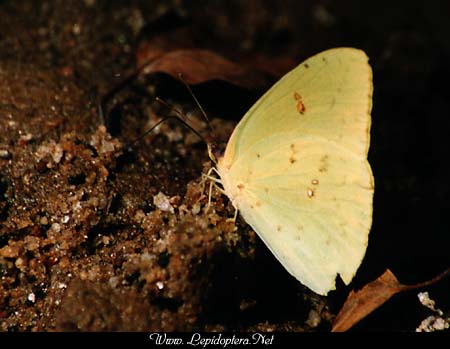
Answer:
[
  {"xmin": 98, "ymin": 57, "xmax": 159, "ymax": 128},
  {"xmin": 128, "ymin": 115, "xmax": 170, "ymax": 147},
  {"xmin": 154, "ymin": 97, "xmax": 216, "ymax": 163},
  {"xmin": 177, "ymin": 73, "xmax": 215, "ymax": 134},
  {"xmin": 126, "ymin": 104, "xmax": 211, "ymax": 160}
]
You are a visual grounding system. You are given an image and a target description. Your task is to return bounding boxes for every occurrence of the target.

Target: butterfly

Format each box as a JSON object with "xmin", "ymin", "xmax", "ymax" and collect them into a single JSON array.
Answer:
[{"xmin": 211, "ymin": 48, "xmax": 374, "ymax": 295}]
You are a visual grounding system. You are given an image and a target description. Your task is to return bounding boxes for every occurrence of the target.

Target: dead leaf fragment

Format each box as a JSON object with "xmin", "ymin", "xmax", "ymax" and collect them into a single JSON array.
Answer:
[
  {"xmin": 139, "ymin": 49, "xmax": 271, "ymax": 89},
  {"xmin": 134, "ymin": 14, "xmax": 297, "ymax": 90},
  {"xmin": 332, "ymin": 268, "xmax": 450, "ymax": 332}
]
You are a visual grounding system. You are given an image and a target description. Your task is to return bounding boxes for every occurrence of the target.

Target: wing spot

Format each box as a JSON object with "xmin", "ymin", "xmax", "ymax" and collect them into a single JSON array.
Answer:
[
  {"xmin": 255, "ymin": 201, "xmax": 261, "ymax": 207},
  {"xmin": 318, "ymin": 154, "xmax": 329, "ymax": 173},
  {"xmin": 277, "ymin": 225, "xmax": 282, "ymax": 232},
  {"xmin": 307, "ymin": 188, "xmax": 314, "ymax": 198},
  {"xmin": 293, "ymin": 91, "xmax": 305, "ymax": 114},
  {"xmin": 304, "ymin": 63, "xmax": 309, "ymax": 69},
  {"xmin": 237, "ymin": 184, "xmax": 245, "ymax": 191},
  {"xmin": 330, "ymin": 96, "xmax": 336, "ymax": 109},
  {"xmin": 289, "ymin": 143, "xmax": 298, "ymax": 164},
  {"xmin": 256, "ymin": 153, "xmax": 261, "ymax": 158},
  {"xmin": 311, "ymin": 179, "xmax": 319, "ymax": 185},
  {"xmin": 264, "ymin": 187, "xmax": 269, "ymax": 193},
  {"xmin": 322, "ymin": 57, "xmax": 327, "ymax": 62}
]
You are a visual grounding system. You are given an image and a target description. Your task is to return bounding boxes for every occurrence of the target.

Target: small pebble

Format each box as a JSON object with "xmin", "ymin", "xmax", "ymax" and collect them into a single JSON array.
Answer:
[
  {"xmin": 0, "ymin": 245, "xmax": 19, "ymax": 258},
  {"xmin": 56, "ymin": 282, "xmax": 67, "ymax": 289},
  {"xmin": 153, "ymin": 192, "xmax": 174, "ymax": 213},
  {"xmin": 27, "ymin": 293, "xmax": 36, "ymax": 303},
  {"xmin": 305, "ymin": 309, "xmax": 321, "ymax": 328},
  {"xmin": 51, "ymin": 222, "xmax": 61, "ymax": 233},
  {"xmin": 19, "ymin": 133, "xmax": 33, "ymax": 142},
  {"xmin": 108, "ymin": 276, "xmax": 119, "ymax": 288},
  {"xmin": 15, "ymin": 257, "xmax": 26, "ymax": 270},
  {"xmin": 0, "ymin": 149, "xmax": 10, "ymax": 159}
]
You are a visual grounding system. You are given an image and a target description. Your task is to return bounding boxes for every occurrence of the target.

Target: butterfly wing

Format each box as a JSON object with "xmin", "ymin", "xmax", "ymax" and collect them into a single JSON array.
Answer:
[{"xmin": 217, "ymin": 48, "xmax": 373, "ymax": 295}]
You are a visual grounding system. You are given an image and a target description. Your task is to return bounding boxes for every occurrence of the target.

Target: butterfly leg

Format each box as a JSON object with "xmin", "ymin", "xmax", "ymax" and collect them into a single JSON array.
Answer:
[
  {"xmin": 201, "ymin": 170, "xmax": 238, "ymax": 223},
  {"xmin": 229, "ymin": 207, "xmax": 238, "ymax": 223},
  {"xmin": 207, "ymin": 178, "xmax": 213, "ymax": 212},
  {"xmin": 200, "ymin": 167, "xmax": 215, "ymax": 194},
  {"xmin": 200, "ymin": 167, "xmax": 224, "ymax": 212}
]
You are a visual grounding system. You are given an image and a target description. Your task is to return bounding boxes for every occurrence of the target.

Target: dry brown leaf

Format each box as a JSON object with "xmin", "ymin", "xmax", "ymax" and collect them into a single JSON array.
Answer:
[
  {"xmin": 135, "ymin": 14, "xmax": 295, "ymax": 89},
  {"xmin": 332, "ymin": 269, "xmax": 404, "ymax": 332},
  {"xmin": 138, "ymin": 49, "xmax": 272, "ymax": 89},
  {"xmin": 332, "ymin": 268, "xmax": 450, "ymax": 332}
]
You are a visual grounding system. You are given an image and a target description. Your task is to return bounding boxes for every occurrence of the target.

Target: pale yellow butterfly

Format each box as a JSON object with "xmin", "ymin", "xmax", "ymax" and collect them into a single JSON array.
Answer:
[{"xmin": 212, "ymin": 47, "xmax": 374, "ymax": 296}]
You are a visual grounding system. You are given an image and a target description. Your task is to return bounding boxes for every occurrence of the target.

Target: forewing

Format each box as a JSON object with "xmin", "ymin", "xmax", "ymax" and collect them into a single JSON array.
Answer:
[{"xmin": 221, "ymin": 47, "xmax": 372, "ymax": 168}]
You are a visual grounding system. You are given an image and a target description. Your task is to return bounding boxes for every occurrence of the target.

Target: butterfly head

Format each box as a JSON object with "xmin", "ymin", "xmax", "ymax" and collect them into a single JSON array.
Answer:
[
  {"xmin": 206, "ymin": 139, "xmax": 226, "ymax": 165},
  {"xmin": 206, "ymin": 141, "xmax": 223, "ymax": 164}
]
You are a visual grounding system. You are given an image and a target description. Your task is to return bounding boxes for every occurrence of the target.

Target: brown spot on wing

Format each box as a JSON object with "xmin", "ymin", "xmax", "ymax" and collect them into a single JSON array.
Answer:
[
  {"xmin": 290, "ymin": 143, "xmax": 298, "ymax": 164},
  {"xmin": 293, "ymin": 91, "xmax": 305, "ymax": 114},
  {"xmin": 318, "ymin": 154, "xmax": 329, "ymax": 173},
  {"xmin": 277, "ymin": 225, "xmax": 282, "ymax": 232}
]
